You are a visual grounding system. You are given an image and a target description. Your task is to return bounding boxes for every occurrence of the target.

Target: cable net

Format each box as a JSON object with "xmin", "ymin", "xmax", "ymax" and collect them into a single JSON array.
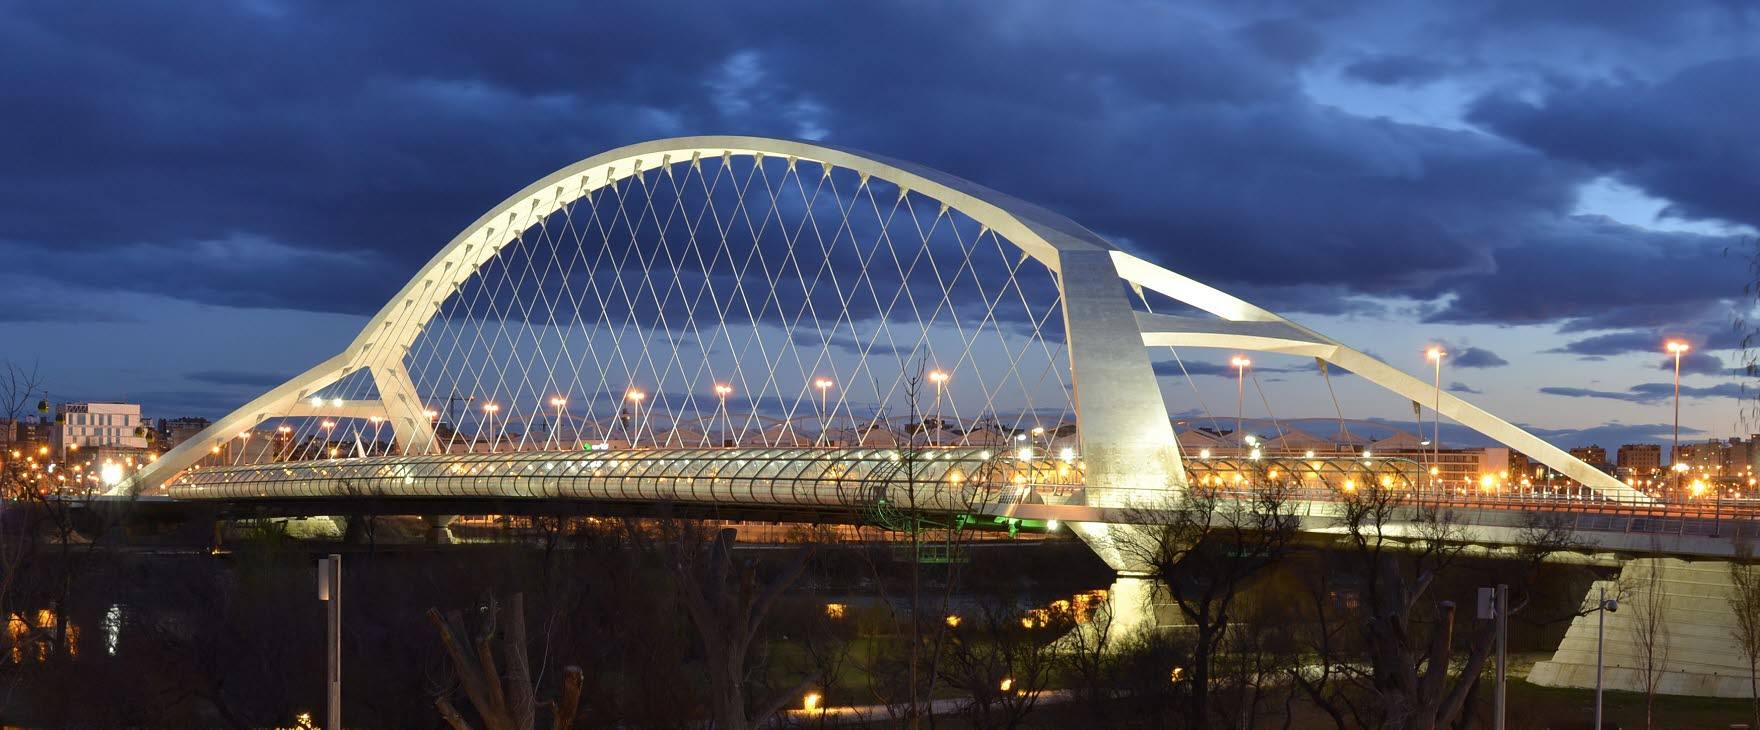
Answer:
[{"xmin": 280, "ymin": 153, "xmax": 1073, "ymax": 459}]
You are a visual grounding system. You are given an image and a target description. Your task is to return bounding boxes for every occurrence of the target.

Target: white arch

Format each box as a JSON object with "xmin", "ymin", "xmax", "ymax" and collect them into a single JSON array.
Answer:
[
  {"xmin": 126, "ymin": 137, "xmax": 1182, "ymax": 528},
  {"xmin": 124, "ymin": 135, "xmax": 1640, "ymax": 515}
]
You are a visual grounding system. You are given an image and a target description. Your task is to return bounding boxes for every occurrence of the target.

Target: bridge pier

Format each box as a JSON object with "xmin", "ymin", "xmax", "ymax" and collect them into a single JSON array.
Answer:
[
  {"xmin": 1530, "ymin": 558, "xmax": 1757, "ymax": 697},
  {"xmin": 424, "ymin": 515, "xmax": 457, "ymax": 545}
]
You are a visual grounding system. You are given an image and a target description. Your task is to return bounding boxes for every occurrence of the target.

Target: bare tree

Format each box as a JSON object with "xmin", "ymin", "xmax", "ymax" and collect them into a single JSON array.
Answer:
[
  {"xmin": 1297, "ymin": 479, "xmax": 1579, "ymax": 729},
  {"xmin": 428, "ymin": 593, "xmax": 585, "ymax": 730},
  {"xmin": 848, "ymin": 360, "xmax": 995, "ymax": 727},
  {"xmin": 940, "ymin": 595, "xmax": 1068, "ymax": 730},
  {"xmin": 671, "ymin": 525, "xmax": 816, "ymax": 730},
  {"xmin": 1624, "ymin": 558, "xmax": 1671, "ymax": 730},
  {"xmin": 1114, "ymin": 472, "xmax": 1297, "ymax": 726},
  {"xmin": 1731, "ymin": 540, "xmax": 1760, "ymax": 730}
]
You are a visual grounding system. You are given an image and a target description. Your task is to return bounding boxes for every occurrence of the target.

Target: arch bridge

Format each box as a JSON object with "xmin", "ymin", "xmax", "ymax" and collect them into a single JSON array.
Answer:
[{"xmin": 123, "ymin": 136, "xmax": 1644, "ymax": 567}]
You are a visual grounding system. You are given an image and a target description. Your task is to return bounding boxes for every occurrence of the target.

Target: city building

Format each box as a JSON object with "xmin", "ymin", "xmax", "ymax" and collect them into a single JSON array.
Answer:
[
  {"xmin": 52, "ymin": 402, "xmax": 148, "ymax": 454},
  {"xmin": 1617, "ymin": 443, "xmax": 1663, "ymax": 479},
  {"xmin": 1569, "ymin": 445, "xmax": 1608, "ymax": 469},
  {"xmin": 1669, "ymin": 435, "xmax": 1760, "ymax": 482},
  {"xmin": 159, "ymin": 417, "xmax": 212, "ymax": 450}
]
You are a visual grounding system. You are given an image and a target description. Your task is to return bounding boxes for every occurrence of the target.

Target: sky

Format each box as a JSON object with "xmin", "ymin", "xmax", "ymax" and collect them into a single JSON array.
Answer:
[{"xmin": 2, "ymin": 1, "xmax": 1758, "ymax": 451}]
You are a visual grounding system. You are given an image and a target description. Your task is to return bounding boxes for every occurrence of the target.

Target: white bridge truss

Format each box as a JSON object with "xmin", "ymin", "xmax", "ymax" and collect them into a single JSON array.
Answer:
[{"xmin": 126, "ymin": 136, "xmax": 1644, "ymax": 533}]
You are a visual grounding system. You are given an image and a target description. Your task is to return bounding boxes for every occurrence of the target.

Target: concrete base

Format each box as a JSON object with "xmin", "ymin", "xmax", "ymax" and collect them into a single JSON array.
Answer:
[
  {"xmin": 1529, "ymin": 558, "xmax": 1760, "ymax": 698},
  {"xmin": 424, "ymin": 514, "xmax": 456, "ymax": 545}
]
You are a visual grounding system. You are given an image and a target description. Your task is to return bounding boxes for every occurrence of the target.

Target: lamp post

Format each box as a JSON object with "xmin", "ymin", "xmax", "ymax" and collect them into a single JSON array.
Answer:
[
  {"xmin": 928, "ymin": 369, "xmax": 949, "ymax": 446},
  {"xmin": 814, "ymin": 378, "xmax": 834, "ymax": 446},
  {"xmin": 549, "ymin": 397, "xmax": 568, "ymax": 450},
  {"xmin": 1230, "ymin": 356, "xmax": 1251, "ymax": 443},
  {"xmin": 481, "ymin": 402, "xmax": 501, "ymax": 452},
  {"xmin": 714, "ymin": 384, "xmax": 734, "ymax": 447},
  {"xmin": 318, "ymin": 553, "xmax": 342, "ymax": 730},
  {"xmin": 320, "ymin": 420, "xmax": 336, "ymax": 460},
  {"xmin": 422, "ymin": 409, "xmax": 440, "ymax": 454},
  {"xmin": 1593, "ymin": 587, "xmax": 1618, "ymax": 730},
  {"xmin": 625, "ymin": 389, "xmax": 646, "ymax": 448},
  {"xmin": 1427, "ymin": 347, "xmax": 1446, "ymax": 499},
  {"xmin": 277, "ymin": 425, "xmax": 293, "ymax": 461},
  {"xmin": 1666, "ymin": 340, "xmax": 1689, "ymax": 500}
]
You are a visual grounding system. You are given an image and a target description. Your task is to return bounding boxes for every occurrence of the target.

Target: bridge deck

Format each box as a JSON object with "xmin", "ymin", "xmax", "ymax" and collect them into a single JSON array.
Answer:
[{"xmin": 133, "ymin": 448, "xmax": 1760, "ymax": 559}]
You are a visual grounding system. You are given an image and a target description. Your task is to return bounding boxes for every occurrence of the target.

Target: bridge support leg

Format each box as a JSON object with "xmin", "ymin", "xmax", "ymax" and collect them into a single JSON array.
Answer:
[
  {"xmin": 1104, "ymin": 573, "xmax": 1158, "ymax": 641},
  {"xmin": 343, "ymin": 515, "xmax": 371, "ymax": 545},
  {"xmin": 1530, "ymin": 558, "xmax": 1754, "ymax": 698},
  {"xmin": 424, "ymin": 515, "xmax": 457, "ymax": 545}
]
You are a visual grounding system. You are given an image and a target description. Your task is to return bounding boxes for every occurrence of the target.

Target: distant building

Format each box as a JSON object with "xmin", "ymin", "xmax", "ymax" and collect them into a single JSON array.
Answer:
[
  {"xmin": 1670, "ymin": 435, "xmax": 1760, "ymax": 480},
  {"xmin": 159, "ymin": 417, "xmax": 212, "ymax": 450},
  {"xmin": 1617, "ymin": 443, "xmax": 1663, "ymax": 479},
  {"xmin": 1569, "ymin": 445, "xmax": 1608, "ymax": 469},
  {"xmin": 53, "ymin": 402, "xmax": 148, "ymax": 452}
]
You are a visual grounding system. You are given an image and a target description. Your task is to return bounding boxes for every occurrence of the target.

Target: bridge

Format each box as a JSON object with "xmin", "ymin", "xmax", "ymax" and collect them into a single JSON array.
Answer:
[{"xmin": 107, "ymin": 136, "xmax": 1744, "ymax": 696}]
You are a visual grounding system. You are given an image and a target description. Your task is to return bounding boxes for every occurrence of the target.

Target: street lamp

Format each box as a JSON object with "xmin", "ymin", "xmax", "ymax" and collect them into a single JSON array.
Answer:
[
  {"xmin": 1667, "ymin": 340, "xmax": 1689, "ymax": 500},
  {"xmin": 549, "ymin": 397, "xmax": 568, "ymax": 450},
  {"xmin": 713, "ymin": 384, "xmax": 734, "ymax": 447},
  {"xmin": 277, "ymin": 425, "xmax": 294, "ymax": 461},
  {"xmin": 1427, "ymin": 347, "xmax": 1446, "ymax": 499},
  {"xmin": 481, "ymin": 402, "xmax": 501, "ymax": 452},
  {"xmin": 1230, "ymin": 356, "xmax": 1251, "ymax": 443},
  {"xmin": 928, "ymin": 369, "xmax": 949, "ymax": 446},
  {"xmin": 1593, "ymin": 588, "xmax": 1618, "ymax": 730},
  {"xmin": 814, "ymin": 378, "xmax": 834, "ymax": 446},
  {"xmin": 422, "ymin": 409, "xmax": 440, "ymax": 455},
  {"xmin": 625, "ymin": 389, "xmax": 646, "ymax": 448}
]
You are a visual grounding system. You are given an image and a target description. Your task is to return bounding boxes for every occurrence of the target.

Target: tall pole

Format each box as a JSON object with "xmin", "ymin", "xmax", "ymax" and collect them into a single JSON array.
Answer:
[
  {"xmin": 929, "ymin": 370, "xmax": 948, "ymax": 447},
  {"xmin": 626, "ymin": 390, "xmax": 645, "ymax": 448},
  {"xmin": 1595, "ymin": 585, "xmax": 1606, "ymax": 730},
  {"xmin": 814, "ymin": 378, "xmax": 833, "ymax": 446},
  {"xmin": 1428, "ymin": 347, "xmax": 1445, "ymax": 500},
  {"xmin": 549, "ymin": 397, "xmax": 567, "ymax": 450},
  {"xmin": 1668, "ymin": 341, "xmax": 1688, "ymax": 500},
  {"xmin": 1495, "ymin": 583, "xmax": 1508, "ymax": 730},
  {"xmin": 1231, "ymin": 356, "xmax": 1250, "ymax": 443},
  {"xmin": 319, "ymin": 554, "xmax": 342, "ymax": 730},
  {"xmin": 715, "ymin": 384, "xmax": 733, "ymax": 447}
]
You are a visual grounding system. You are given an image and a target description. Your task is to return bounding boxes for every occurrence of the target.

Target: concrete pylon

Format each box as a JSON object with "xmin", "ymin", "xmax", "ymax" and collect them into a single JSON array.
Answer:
[{"xmin": 1529, "ymin": 558, "xmax": 1760, "ymax": 697}]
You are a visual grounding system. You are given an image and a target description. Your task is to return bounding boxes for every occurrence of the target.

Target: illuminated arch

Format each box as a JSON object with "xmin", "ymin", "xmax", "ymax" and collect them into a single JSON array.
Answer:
[{"xmin": 126, "ymin": 135, "xmax": 1643, "ymax": 519}]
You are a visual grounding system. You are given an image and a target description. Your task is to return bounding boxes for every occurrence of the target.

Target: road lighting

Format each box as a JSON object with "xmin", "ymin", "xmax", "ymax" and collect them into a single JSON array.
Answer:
[
  {"xmin": 1230, "ymin": 356, "xmax": 1251, "ymax": 443},
  {"xmin": 928, "ymin": 369, "xmax": 949, "ymax": 446},
  {"xmin": 481, "ymin": 402, "xmax": 501, "ymax": 452},
  {"xmin": 548, "ymin": 397, "xmax": 568, "ymax": 450},
  {"xmin": 713, "ymin": 384, "xmax": 734, "ymax": 447},
  {"xmin": 814, "ymin": 378, "xmax": 834, "ymax": 446},
  {"xmin": 625, "ymin": 389, "xmax": 646, "ymax": 448},
  {"xmin": 1427, "ymin": 347, "xmax": 1445, "ymax": 499},
  {"xmin": 1667, "ymin": 340, "xmax": 1689, "ymax": 500},
  {"xmin": 1592, "ymin": 588, "xmax": 1618, "ymax": 730}
]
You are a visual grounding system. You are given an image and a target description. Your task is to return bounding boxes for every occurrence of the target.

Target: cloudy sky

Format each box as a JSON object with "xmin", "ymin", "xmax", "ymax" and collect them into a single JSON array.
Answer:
[{"xmin": 2, "ymin": 1, "xmax": 1757, "ymax": 450}]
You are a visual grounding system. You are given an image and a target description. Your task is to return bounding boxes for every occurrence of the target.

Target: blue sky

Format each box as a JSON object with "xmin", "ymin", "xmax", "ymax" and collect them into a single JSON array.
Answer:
[{"xmin": 2, "ymin": 1, "xmax": 1757, "ymax": 450}]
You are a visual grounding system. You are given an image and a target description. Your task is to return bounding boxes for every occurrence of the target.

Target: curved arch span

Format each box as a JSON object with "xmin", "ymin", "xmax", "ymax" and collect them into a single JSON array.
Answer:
[{"xmin": 124, "ymin": 135, "xmax": 1641, "ymax": 513}]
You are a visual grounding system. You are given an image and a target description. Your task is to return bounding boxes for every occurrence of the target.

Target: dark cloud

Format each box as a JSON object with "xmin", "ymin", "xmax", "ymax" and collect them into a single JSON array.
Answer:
[
  {"xmin": 3, "ymin": 0, "xmax": 1757, "ymax": 447},
  {"xmin": 186, "ymin": 370, "xmax": 292, "ymax": 388},
  {"xmin": 1451, "ymin": 346, "xmax": 1508, "ymax": 369},
  {"xmin": 1421, "ymin": 216, "xmax": 1746, "ymax": 329},
  {"xmin": 1448, "ymin": 381, "xmax": 1482, "ymax": 394},
  {"xmin": 1522, "ymin": 421, "xmax": 1703, "ymax": 450},
  {"xmin": 1657, "ymin": 351, "xmax": 1729, "ymax": 376},
  {"xmin": 1343, "ymin": 54, "xmax": 1452, "ymax": 86},
  {"xmin": 1468, "ymin": 55, "xmax": 1760, "ymax": 231},
  {"xmin": 1549, "ymin": 326, "xmax": 1743, "ymax": 357},
  {"xmin": 1539, "ymin": 381, "xmax": 1745, "ymax": 403},
  {"xmin": 1153, "ymin": 358, "xmax": 1292, "ymax": 378}
]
